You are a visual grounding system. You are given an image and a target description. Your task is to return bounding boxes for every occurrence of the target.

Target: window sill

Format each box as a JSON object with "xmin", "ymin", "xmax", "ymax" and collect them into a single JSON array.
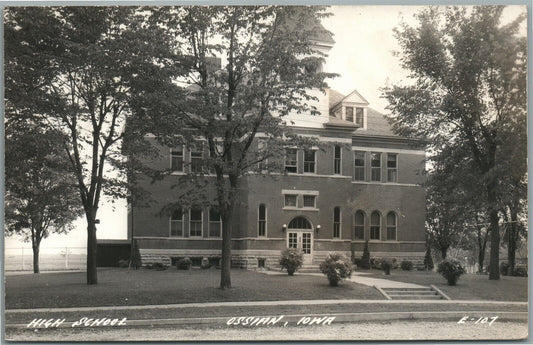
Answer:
[
  {"xmin": 282, "ymin": 207, "xmax": 319, "ymax": 212},
  {"xmin": 170, "ymin": 171, "xmax": 186, "ymax": 176}
]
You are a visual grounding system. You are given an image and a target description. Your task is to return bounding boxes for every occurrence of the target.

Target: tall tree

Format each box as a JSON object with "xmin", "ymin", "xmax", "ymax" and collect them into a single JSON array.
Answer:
[
  {"xmin": 4, "ymin": 123, "xmax": 82, "ymax": 273},
  {"xmin": 383, "ymin": 6, "xmax": 526, "ymax": 280},
  {"xmin": 135, "ymin": 6, "xmax": 336, "ymax": 288},
  {"xmin": 4, "ymin": 7, "xmax": 177, "ymax": 284}
]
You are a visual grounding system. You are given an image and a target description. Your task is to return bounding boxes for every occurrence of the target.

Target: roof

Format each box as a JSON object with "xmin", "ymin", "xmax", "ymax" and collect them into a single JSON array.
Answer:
[
  {"xmin": 324, "ymin": 116, "xmax": 359, "ymax": 130},
  {"xmin": 328, "ymin": 89, "xmax": 345, "ymax": 109},
  {"xmin": 279, "ymin": 7, "xmax": 335, "ymax": 45},
  {"xmin": 355, "ymin": 108, "xmax": 397, "ymax": 137}
]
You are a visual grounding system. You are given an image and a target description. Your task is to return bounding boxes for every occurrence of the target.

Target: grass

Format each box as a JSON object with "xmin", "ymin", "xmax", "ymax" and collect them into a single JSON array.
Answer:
[
  {"xmin": 363, "ymin": 269, "xmax": 527, "ymax": 301},
  {"xmin": 5, "ymin": 267, "xmax": 383, "ymax": 309}
]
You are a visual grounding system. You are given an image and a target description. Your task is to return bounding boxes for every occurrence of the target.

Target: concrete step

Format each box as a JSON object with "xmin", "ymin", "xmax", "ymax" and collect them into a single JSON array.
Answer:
[
  {"xmin": 389, "ymin": 295, "xmax": 443, "ymax": 300},
  {"xmin": 385, "ymin": 290, "xmax": 438, "ymax": 295},
  {"xmin": 382, "ymin": 287, "xmax": 432, "ymax": 291}
]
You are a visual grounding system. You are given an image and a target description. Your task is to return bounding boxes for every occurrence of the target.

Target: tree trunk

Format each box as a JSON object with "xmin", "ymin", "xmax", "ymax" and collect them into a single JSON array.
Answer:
[
  {"xmin": 487, "ymin": 187, "xmax": 500, "ymax": 280},
  {"xmin": 507, "ymin": 206, "xmax": 519, "ymax": 275},
  {"xmin": 478, "ymin": 241, "xmax": 486, "ymax": 273},
  {"xmin": 440, "ymin": 246, "xmax": 448, "ymax": 260},
  {"xmin": 220, "ymin": 209, "xmax": 233, "ymax": 289},
  {"xmin": 87, "ymin": 218, "xmax": 98, "ymax": 285},
  {"xmin": 32, "ymin": 244, "xmax": 40, "ymax": 274}
]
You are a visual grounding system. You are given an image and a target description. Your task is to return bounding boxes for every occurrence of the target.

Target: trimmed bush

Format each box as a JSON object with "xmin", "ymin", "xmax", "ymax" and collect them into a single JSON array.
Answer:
[
  {"xmin": 424, "ymin": 247, "xmax": 434, "ymax": 271},
  {"xmin": 200, "ymin": 257, "xmax": 211, "ymax": 269},
  {"xmin": 381, "ymin": 260, "xmax": 392, "ymax": 275},
  {"xmin": 437, "ymin": 260, "xmax": 466, "ymax": 285},
  {"xmin": 360, "ymin": 241, "xmax": 371, "ymax": 269},
  {"xmin": 176, "ymin": 257, "xmax": 192, "ymax": 270},
  {"xmin": 401, "ymin": 260, "xmax": 414, "ymax": 271},
  {"xmin": 319, "ymin": 252, "xmax": 354, "ymax": 286},
  {"xmin": 117, "ymin": 259, "xmax": 129, "ymax": 268},
  {"xmin": 500, "ymin": 262, "xmax": 510, "ymax": 276},
  {"xmin": 279, "ymin": 248, "xmax": 303, "ymax": 276},
  {"xmin": 513, "ymin": 266, "xmax": 528, "ymax": 277}
]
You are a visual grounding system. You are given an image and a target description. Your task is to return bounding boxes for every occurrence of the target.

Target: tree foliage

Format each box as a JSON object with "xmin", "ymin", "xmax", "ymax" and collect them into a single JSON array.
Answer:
[
  {"xmin": 133, "ymin": 6, "xmax": 336, "ymax": 288},
  {"xmin": 384, "ymin": 6, "xmax": 527, "ymax": 280}
]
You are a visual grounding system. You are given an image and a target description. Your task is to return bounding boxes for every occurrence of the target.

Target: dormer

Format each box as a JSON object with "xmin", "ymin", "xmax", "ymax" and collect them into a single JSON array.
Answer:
[{"xmin": 328, "ymin": 89, "xmax": 370, "ymax": 129}]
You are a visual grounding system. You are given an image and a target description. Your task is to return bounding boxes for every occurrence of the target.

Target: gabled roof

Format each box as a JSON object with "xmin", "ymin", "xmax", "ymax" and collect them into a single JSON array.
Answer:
[
  {"xmin": 329, "ymin": 89, "xmax": 370, "ymax": 110},
  {"xmin": 355, "ymin": 108, "xmax": 396, "ymax": 137}
]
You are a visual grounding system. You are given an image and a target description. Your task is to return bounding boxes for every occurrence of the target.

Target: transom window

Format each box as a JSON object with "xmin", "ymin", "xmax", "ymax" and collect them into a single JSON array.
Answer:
[
  {"xmin": 209, "ymin": 208, "xmax": 221, "ymax": 237},
  {"xmin": 370, "ymin": 211, "xmax": 381, "ymax": 240},
  {"xmin": 333, "ymin": 207, "xmax": 341, "ymax": 238},
  {"xmin": 355, "ymin": 108, "xmax": 364, "ymax": 126},
  {"xmin": 285, "ymin": 148, "xmax": 298, "ymax": 173},
  {"xmin": 387, "ymin": 212, "xmax": 397, "ymax": 241},
  {"xmin": 190, "ymin": 208, "xmax": 203, "ymax": 237},
  {"xmin": 258, "ymin": 204, "xmax": 267, "ymax": 237},
  {"xmin": 387, "ymin": 154, "xmax": 398, "ymax": 182},
  {"xmin": 171, "ymin": 148, "xmax": 184, "ymax": 172},
  {"xmin": 303, "ymin": 195, "xmax": 316, "ymax": 208},
  {"xmin": 334, "ymin": 146, "xmax": 341, "ymax": 175},
  {"xmin": 170, "ymin": 208, "xmax": 183, "ymax": 237},
  {"xmin": 371, "ymin": 152, "xmax": 381, "ymax": 182},
  {"xmin": 284, "ymin": 194, "xmax": 298, "ymax": 207},
  {"xmin": 303, "ymin": 150, "xmax": 316, "ymax": 173},
  {"xmin": 354, "ymin": 211, "xmax": 365, "ymax": 240},
  {"xmin": 354, "ymin": 151, "xmax": 365, "ymax": 181},
  {"xmin": 288, "ymin": 217, "xmax": 312, "ymax": 229},
  {"xmin": 345, "ymin": 106, "xmax": 354, "ymax": 122}
]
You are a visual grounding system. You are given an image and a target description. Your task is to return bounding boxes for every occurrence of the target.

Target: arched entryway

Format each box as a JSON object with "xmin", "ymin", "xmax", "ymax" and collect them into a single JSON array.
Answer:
[{"xmin": 287, "ymin": 216, "xmax": 314, "ymax": 265}]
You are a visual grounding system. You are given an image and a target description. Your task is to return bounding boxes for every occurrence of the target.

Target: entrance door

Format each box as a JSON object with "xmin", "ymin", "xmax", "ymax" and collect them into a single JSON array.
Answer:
[
  {"xmin": 287, "ymin": 231, "xmax": 313, "ymax": 265},
  {"xmin": 287, "ymin": 216, "xmax": 314, "ymax": 265}
]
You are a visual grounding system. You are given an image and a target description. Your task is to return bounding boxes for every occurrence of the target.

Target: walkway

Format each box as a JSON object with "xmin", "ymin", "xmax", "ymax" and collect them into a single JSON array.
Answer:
[{"xmin": 348, "ymin": 272, "xmax": 425, "ymax": 289}]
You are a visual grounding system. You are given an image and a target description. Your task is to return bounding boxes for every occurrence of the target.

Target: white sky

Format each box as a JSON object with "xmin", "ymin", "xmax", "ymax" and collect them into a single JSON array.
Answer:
[{"xmin": 4, "ymin": 5, "xmax": 527, "ymax": 251}]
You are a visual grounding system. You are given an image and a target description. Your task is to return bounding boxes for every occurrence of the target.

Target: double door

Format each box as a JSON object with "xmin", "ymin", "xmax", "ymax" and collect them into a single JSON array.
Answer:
[{"xmin": 287, "ymin": 231, "xmax": 313, "ymax": 265}]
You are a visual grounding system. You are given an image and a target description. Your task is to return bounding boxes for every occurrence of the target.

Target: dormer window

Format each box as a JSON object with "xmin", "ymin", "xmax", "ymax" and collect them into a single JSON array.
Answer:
[
  {"xmin": 345, "ymin": 107, "xmax": 354, "ymax": 122},
  {"xmin": 355, "ymin": 108, "xmax": 364, "ymax": 126}
]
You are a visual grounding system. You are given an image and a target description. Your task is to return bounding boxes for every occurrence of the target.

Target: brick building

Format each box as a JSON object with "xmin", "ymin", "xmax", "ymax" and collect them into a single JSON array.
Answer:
[{"xmin": 128, "ymin": 24, "xmax": 427, "ymax": 269}]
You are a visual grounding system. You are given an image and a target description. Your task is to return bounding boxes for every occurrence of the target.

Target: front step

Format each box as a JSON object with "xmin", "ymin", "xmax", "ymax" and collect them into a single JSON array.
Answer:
[{"xmin": 379, "ymin": 286, "xmax": 447, "ymax": 300}]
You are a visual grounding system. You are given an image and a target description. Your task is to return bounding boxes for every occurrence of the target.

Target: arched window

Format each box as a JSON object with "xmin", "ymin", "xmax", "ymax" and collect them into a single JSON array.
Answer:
[
  {"xmin": 288, "ymin": 217, "xmax": 312, "ymax": 229},
  {"xmin": 333, "ymin": 207, "xmax": 341, "ymax": 238},
  {"xmin": 370, "ymin": 211, "xmax": 381, "ymax": 240},
  {"xmin": 258, "ymin": 204, "xmax": 267, "ymax": 237},
  {"xmin": 387, "ymin": 212, "xmax": 397, "ymax": 241},
  {"xmin": 354, "ymin": 211, "xmax": 365, "ymax": 240}
]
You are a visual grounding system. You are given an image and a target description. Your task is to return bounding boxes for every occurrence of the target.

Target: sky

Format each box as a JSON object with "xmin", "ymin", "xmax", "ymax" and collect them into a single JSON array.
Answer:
[{"xmin": 4, "ymin": 5, "xmax": 527, "ymax": 252}]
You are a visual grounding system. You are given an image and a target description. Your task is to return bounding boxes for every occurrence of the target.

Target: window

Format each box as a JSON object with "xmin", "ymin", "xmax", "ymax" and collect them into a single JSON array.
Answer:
[
  {"xmin": 345, "ymin": 106, "xmax": 354, "ymax": 122},
  {"xmin": 288, "ymin": 216, "xmax": 312, "ymax": 229},
  {"xmin": 303, "ymin": 195, "xmax": 316, "ymax": 208},
  {"xmin": 354, "ymin": 211, "xmax": 365, "ymax": 240},
  {"xmin": 303, "ymin": 150, "xmax": 316, "ymax": 173},
  {"xmin": 334, "ymin": 146, "xmax": 341, "ymax": 174},
  {"xmin": 258, "ymin": 141, "xmax": 267, "ymax": 171},
  {"xmin": 189, "ymin": 208, "xmax": 203, "ymax": 237},
  {"xmin": 354, "ymin": 151, "xmax": 365, "ymax": 181},
  {"xmin": 371, "ymin": 152, "xmax": 381, "ymax": 182},
  {"xmin": 370, "ymin": 211, "xmax": 381, "ymax": 240},
  {"xmin": 258, "ymin": 204, "xmax": 266, "ymax": 237},
  {"xmin": 355, "ymin": 108, "xmax": 364, "ymax": 126},
  {"xmin": 387, "ymin": 212, "xmax": 397, "ymax": 240},
  {"xmin": 170, "ymin": 208, "xmax": 183, "ymax": 237},
  {"xmin": 387, "ymin": 154, "xmax": 398, "ymax": 182},
  {"xmin": 285, "ymin": 148, "xmax": 297, "ymax": 173},
  {"xmin": 190, "ymin": 144, "xmax": 204, "ymax": 173},
  {"xmin": 171, "ymin": 148, "xmax": 184, "ymax": 172},
  {"xmin": 209, "ymin": 208, "xmax": 221, "ymax": 237},
  {"xmin": 284, "ymin": 194, "xmax": 298, "ymax": 207},
  {"xmin": 333, "ymin": 207, "xmax": 341, "ymax": 238}
]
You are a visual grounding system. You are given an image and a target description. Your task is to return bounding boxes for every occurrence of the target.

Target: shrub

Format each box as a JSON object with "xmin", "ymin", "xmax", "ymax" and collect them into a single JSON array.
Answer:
[
  {"xmin": 513, "ymin": 266, "xmax": 528, "ymax": 277},
  {"xmin": 401, "ymin": 260, "xmax": 414, "ymax": 271},
  {"xmin": 437, "ymin": 260, "xmax": 466, "ymax": 285},
  {"xmin": 370, "ymin": 258, "xmax": 381, "ymax": 269},
  {"xmin": 117, "ymin": 259, "xmax": 129, "ymax": 268},
  {"xmin": 176, "ymin": 257, "xmax": 192, "ymax": 270},
  {"xmin": 424, "ymin": 247, "xmax": 434, "ymax": 271},
  {"xmin": 319, "ymin": 252, "xmax": 354, "ymax": 286},
  {"xmin": 500, "ymin": 262, "xmax": 510, "ymax": 276},
  {"xmin": 381, "ymin": 260, "xmax": 392, "ymax": 275},
  {"xmin": 200, "ymin": 257, "xmax": 211, "ymax": 269},
  {"xmin": 279, "ymin": 249, "xmax": 303, "ymax": 275},
  {"xmin": 353, "ymin": 258, "xmax": 362, "ymax": 268},
  {"xmin": 360, "ymin": 241, "xmax": 371, "ymax": 269},
  {"xmin": 150, "ymin": 262, "xmax": 167, "ymax": 271}
]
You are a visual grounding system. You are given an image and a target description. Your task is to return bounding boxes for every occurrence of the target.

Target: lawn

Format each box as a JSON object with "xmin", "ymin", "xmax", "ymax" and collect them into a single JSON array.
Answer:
[
  {"xmin": 363, "ymin": 269, "xmax": 528, "ymax": 301},
  {"xmin": 5, "ymin": 267, "xmax": 383, "ymax": 309}
]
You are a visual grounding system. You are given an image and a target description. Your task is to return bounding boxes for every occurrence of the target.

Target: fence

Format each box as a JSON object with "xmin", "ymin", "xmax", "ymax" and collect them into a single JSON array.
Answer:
[{"xmin": 4, "ymin": 247, "xmax": 86, "ymax": 271}]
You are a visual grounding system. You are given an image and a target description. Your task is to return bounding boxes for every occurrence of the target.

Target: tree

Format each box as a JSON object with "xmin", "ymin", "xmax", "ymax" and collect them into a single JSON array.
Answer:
[
  {"xmin": 134, "ymin": 6, "xmax": 336, "ymax": 288},
  {"xmin": 383, "ymin": 6, "xmax": 526, "ymax": 280},
  {"xmin": 4, "ymin": 123, "xmax": 82, "ymax": 273},
  {"xmin": 4, "ymin": 7, "xmax": 175, "ymax": 284}
]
